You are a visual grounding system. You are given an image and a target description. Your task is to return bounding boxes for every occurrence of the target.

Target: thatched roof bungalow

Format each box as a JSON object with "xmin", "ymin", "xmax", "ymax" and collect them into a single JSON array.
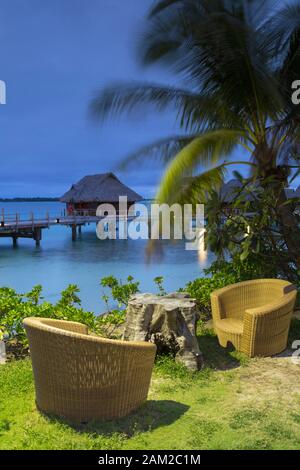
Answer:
[
  {"xmin": 219, "ymin": 179, "xmax": 300, "ymax": 204},
  {"xmin": 60, "ymin": 173, "xmax": 142, "ymax": 215}
]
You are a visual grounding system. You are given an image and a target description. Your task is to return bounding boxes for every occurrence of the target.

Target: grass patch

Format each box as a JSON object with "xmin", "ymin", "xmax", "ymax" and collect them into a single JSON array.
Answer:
[
  {"xmin": 1, "ymin": 322, "xmax": 300, "ymax": 450},
  {"xmin": 229, "ymin": 408, "xmax": 266, "ymax": 429}
]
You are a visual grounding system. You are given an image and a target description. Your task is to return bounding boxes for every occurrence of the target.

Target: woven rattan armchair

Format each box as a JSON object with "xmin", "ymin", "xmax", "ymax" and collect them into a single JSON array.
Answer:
[
  {"xmin": 23, "ymin": 317, "xmax": 156, "ymax": 422},
  {"xmin": 211, "ymin": 279, "xmax": 297, "ymax": 357}
]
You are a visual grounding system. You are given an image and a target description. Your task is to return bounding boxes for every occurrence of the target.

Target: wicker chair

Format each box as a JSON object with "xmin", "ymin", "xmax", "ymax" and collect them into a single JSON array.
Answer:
[
  {"xmin": 23, "ymin": 317, "xmax": 156, "ymax": 422},
  {"xmin": 211, "ymin": 279, "xmax": 297, "ymax": 357}
]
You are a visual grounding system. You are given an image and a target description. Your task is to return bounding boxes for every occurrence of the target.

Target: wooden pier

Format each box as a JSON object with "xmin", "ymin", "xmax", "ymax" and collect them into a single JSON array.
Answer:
[{"xmin": 0, "ymin": 210, "xmax": 111, "ymax": 246}]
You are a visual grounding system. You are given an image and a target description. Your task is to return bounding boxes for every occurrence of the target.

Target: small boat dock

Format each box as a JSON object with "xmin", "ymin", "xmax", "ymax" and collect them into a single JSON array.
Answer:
[{"xmin": 0, "ymin": 210, "xmax": 110, "ymax": 246}]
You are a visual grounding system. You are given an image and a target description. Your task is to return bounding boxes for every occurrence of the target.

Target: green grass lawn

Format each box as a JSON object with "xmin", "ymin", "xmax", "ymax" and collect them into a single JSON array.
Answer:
[{"xmin": 1, "ymin": 320, "xmax": 300, "ymax": 450}]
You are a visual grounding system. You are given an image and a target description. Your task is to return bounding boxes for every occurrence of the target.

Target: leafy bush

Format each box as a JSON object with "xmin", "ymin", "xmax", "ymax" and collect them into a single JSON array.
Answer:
[
  {"xmin": 98, "ymin": 275, "xmax": 140, "ymax": 337},
  {"xmin": 184, "ymin": 276, "xmax": 231, "ymax": 318},
  {"xmin": 205, "ymin": 180, "xmax": 299, "ymax": 284},
  {"xmin": 0, "ymin": 284, "xmax": 99, "ymax": 352},
  {"xmin": 1, "ymin": 275, "xmax": 169, "ymax": 355}
]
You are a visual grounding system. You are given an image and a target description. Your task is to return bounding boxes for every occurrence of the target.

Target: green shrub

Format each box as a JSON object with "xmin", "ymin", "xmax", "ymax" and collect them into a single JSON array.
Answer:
[
  {"xmin": 1, "ymin": 275, "xmax": 169, "ymax": 355},
  {"xmin": 184, "ymin": 275, "xmax": 233, "ymax": 317},
  {"xmin": 0, "ymin": 284, "xmax": 99, "ymax": 351}
]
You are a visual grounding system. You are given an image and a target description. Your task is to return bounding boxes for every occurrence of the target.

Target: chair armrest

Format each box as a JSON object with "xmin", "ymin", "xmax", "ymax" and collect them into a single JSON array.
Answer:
[
  {"xmin": 210, "ymin": 292, "xmax": 224, "ymax": 322},
  {"xmin": 244, "ymin": 291, "xmax": 296, "ymax": 319},
  {"xmin": 35, "ymin": 318, "xmax": 89, "ymax": 335},
  {"xmin": 241, "ymin": 292, "xmax": 296, "ymax": 356}
]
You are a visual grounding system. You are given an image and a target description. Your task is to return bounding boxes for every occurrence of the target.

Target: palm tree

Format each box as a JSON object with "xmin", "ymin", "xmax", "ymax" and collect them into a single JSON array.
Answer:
[{"xmin": 90, "ymin": 0, "xmax": 300, "ymax": 269}]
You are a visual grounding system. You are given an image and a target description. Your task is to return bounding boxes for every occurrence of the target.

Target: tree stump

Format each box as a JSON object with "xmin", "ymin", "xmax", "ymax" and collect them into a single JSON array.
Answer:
[{"xmin": 123, "ymin": 293, "xmax": 203, "ymax": 370}]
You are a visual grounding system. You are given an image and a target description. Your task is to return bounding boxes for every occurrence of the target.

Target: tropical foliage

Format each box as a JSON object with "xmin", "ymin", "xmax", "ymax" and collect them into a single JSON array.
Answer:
[
  {"xmin": 205, "ymin": 176, "xmax": 299, "ymax": 282},
  {"xmin": 0, "ymin": 285, "xmax": 98, "ymax": 352},
  {"xmin": 0, "ymin": 275, "xmax": 170, "ymax": 354},
  {"xmin": 91, "ymin": 0, "xmax": 300, "ymax": 274}
]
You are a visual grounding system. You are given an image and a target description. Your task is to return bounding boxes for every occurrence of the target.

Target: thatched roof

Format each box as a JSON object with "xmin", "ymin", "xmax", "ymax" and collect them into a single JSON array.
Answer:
[
  {"xmin": 219, "ymin": 179, "xmax": 300, "ymax": 203},
  {"xmin": 285, "ymin": 186, "xmax": 300, "ymax": 199},
  {"xmin": 219, "ymin": 179, "xmax": 245, "ymax": 203},
  {"xmin": 60, "ymin": 173, "xmax": 143, "ymax": 203}
]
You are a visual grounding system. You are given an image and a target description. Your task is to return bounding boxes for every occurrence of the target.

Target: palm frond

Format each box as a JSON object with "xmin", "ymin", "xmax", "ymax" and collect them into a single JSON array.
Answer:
[
  {"xmin": 117, "ymin": 134, "xmax": 198, "ymax": 170},
  {"xmin": 261, "ymin": 3, "xmax": 300, "ymax": 58},
  {"xmin": 90, "ymin": 82, "xmax": 242, "ymax": 132},
  {"xmin": 90, "ymin": 83, "xmax": 193, "ymax": 120},
  {"xmin": 175, "ymin": 164, "xmax": 228, "ymax": 205},
  {"xmin": 289, "ymin": 168, "xmax": 300, "ymax": 185},
  {"xmin": 141, "ymin": 1, "xmax": 282, "ymax": 119},
  {"xmin": 149, "ymin": 0, "xmax": 183, "ymax": 18},
  {"xmin": 155, "ymin": 129, "xmax": 244, "ymax": 203},
  {"xmin": 244, "ymin": 0, "xmax": 278, "ymax": 28}
]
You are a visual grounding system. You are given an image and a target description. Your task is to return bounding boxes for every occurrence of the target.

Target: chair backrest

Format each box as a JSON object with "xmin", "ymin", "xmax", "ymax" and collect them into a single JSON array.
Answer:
[
  {"xmin": 23, "ymin": 317, "xmax": 156, "ymax": 421},
  {"xmin": 23, "ymin": 317, "xmax": 156, "ymax": 378},
  {"xmin": 220, "ymin": 279, "xmax": 296, "ymax": 320}
]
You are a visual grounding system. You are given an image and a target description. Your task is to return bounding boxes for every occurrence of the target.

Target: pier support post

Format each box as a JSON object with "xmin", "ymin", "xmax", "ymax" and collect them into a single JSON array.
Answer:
[
  {"xmin": 78, "ymin": 225, "xmax": 82, "ymax": 235},
  {"xmin": 12, "ymin": 236, "xmax": 18, "ymax": 247},
  {"xmin": 72, "ymin": 225, "xmax": 77, "ymax": 241},
  {"xmin": 34, "ymin": 227, "xmax": 41, "ymax": 247}
]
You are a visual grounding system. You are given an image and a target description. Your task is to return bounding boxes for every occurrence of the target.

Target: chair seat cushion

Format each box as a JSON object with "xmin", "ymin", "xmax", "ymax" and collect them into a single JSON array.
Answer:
[{"xmin": 215, "ymin": 318, "xmax": 243, "ymax": 335}]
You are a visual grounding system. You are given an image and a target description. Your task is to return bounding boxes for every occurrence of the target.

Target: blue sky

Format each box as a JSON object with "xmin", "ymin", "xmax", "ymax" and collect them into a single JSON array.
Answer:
[
  {"xmin": 1, "ymin": 0, "xmax": 288, "ymax": 199},
  {"xmin": 0, "ymin": 0, "xmax": 181, "ymax": 198}
]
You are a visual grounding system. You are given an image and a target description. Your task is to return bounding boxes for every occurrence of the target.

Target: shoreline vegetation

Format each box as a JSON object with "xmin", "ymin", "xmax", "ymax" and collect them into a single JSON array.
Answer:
[{"xmin": 1, "ymin": 263, "xmax": 299, "ymax": 360}]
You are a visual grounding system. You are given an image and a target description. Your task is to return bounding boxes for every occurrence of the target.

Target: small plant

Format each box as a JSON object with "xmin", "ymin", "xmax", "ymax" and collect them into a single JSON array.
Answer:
[
  {"xmin": 153, "ymin": 276, "xmax": 166, "ymax": 296},
  {"xmin": 100, "ymin": 275, "xmax": 140, "ymax": 309},
  {"xmin": 56, "ymin": 284, "xmax": 81, "ymax": 308},
  {"xmin": 97, "ymin": 309, "xmax": 126, "ymax": 339},
  {"xmin": 25, "ymin": 285, "xmax": 43, "ymax": 306},
  {"xmin": 183, "ymin": 275, "xmax": 232, "ymax": 318},
  {"xmin": 99, "ymin": 275, "xmax": 140, "ymax": 338}
]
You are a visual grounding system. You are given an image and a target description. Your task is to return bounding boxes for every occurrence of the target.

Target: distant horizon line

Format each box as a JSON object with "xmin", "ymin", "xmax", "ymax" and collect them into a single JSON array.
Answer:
[
  {"xmin": 0, "ymin": 197, "xmax": 60, "ymax": 202},
  {"xmin": 0, "ymin": 197, "xmax": 153, "ymax": 202}
]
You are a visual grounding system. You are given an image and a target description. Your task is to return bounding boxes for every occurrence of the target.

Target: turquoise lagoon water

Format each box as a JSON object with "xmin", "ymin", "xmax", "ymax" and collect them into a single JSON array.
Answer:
[{"xmin": 0, "ymin": 202, "xmax": 213, "ymax": 314}]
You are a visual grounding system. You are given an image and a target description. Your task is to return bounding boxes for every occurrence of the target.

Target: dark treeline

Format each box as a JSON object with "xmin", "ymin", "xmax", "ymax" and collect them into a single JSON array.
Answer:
[{"xmin": 0, "ymin": 197, "xmax": 59, "ymax": 202}]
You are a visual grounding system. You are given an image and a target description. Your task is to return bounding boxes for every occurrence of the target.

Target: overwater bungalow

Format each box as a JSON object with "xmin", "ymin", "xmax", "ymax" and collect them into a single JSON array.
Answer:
[
  {"xmin": 60, "ymin": 173, "xmax": 142, "ymax": 216},
  {"xmin": 219, "ymin": 179, "xmax": 300, "ymax": 205}
]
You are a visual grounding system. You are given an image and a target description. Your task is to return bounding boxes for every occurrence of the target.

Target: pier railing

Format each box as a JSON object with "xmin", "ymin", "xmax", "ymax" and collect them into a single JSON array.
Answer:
[
  {"xmin": 0, "ymin": 210, "xmax": 131, "ymax": 230},
  {"xmin": 0, "ymin": 208, "xmax": 142, "ymax": 245},
  {"xmin": 0, "ymin": 210, "xmax": 51, "ymax": 229}
]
